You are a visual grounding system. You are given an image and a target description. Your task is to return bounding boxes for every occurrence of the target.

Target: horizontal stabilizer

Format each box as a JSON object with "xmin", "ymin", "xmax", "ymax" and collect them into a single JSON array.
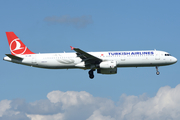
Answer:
[{"xmin": 5, "ymin": 54, "xmax": 23, "ymax": 60}]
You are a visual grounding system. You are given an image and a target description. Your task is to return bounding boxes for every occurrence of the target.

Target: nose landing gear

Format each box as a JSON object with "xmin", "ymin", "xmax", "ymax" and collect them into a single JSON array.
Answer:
[
  {"xmin": 89, "ymin": 69, "xmax": 95, "ymax": 79},
  {"xmin": 156, "ymin": 66, "xmax": 160, "ymax": 75}
]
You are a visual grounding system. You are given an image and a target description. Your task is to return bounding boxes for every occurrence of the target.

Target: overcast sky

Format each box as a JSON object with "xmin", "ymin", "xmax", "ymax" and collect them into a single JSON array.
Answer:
[{"xmin": 0, "ymin": 0, "xmax": 180, "ymax": 120}]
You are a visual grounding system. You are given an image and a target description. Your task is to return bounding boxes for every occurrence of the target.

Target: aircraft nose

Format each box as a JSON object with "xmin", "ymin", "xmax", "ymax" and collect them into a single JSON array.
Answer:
[{"xmin": 172, "ymin": 57, "xmax": 177, "ymax": 63}]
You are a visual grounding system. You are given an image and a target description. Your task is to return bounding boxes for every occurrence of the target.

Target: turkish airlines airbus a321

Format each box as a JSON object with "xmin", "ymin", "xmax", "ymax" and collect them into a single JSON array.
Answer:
[{"xmin": 3, "ymin": 32, "xmax": 177, "ymax": 79}]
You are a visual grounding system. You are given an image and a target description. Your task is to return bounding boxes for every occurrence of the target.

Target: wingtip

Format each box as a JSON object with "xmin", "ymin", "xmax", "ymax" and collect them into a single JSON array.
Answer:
[{"xmin": 70, "ymin": 46, "xmax": 74, "ymax": 50}]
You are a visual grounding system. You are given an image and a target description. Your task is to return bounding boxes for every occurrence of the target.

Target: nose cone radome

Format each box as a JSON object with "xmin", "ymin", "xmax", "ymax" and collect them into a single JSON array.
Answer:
[{"xmin": 171, "ymin": 57, "xmax": 177, "ymax": 64}]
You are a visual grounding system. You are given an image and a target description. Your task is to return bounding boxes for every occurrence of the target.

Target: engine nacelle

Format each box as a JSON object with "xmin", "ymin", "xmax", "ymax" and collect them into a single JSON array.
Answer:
[
  {"xmin": 97, "ymin": 68, "xmax": 117, "ymax": 74},
  {"xmin": 99, "ymin": 61, "xmax": 117, "ymax": 69}
]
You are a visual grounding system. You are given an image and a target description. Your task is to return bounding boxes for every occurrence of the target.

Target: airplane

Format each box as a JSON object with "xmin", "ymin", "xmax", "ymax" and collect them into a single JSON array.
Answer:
[{"xmin": 3, "ymin": 32, "xmax": 177, "ymax": 79}]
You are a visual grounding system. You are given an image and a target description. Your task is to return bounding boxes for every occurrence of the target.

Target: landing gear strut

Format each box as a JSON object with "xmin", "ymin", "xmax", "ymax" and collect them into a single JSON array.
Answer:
[
  {"xmin": 89, "ymin": 69, "xmax": 95, "ymax": 79},
  {"xmin": 156, "ymin": 66, "xmax": 160, "ymax": 75}
]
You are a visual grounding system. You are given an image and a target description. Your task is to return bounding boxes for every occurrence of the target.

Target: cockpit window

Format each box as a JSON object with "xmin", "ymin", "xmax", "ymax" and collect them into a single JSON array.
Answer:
[{"xmin": 165, "ymin": 54, "xmax": 171, "ymax": 56}]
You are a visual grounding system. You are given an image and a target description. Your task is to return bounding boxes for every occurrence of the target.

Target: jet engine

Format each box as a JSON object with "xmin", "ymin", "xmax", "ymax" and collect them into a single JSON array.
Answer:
[
  {"xmin": 97, "ymin": 61, "xmax": 117, "ymax": 74},
  {"xmin": 97, "ymin": 68, "xmax": 117, "ymax": 74},
  {"xmin": 99, "ymin": 60, "xmax": 117, "ymax": 69}
]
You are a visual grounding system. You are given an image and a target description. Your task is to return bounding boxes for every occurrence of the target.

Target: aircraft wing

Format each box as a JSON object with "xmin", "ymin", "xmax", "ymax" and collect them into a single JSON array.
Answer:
[{"xmin": 70, "ymin": 46, "xmax": 102, "ymax": 64}]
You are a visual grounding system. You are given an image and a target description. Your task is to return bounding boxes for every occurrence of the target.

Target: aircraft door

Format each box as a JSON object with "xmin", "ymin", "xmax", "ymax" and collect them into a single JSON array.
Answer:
[
  {"xmin": 32, "ymin": 55, "xmax": 37, "ymax": 65},
  {"xmin": 155, "ymin": 51, "xmax": 160, "ymax": 60}
]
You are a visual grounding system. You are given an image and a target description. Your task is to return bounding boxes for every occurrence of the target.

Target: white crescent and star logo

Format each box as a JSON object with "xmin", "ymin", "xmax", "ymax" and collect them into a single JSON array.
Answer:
[{"xmin": 10, "ymin": 38, "xmax": 27, "ymax": 55}]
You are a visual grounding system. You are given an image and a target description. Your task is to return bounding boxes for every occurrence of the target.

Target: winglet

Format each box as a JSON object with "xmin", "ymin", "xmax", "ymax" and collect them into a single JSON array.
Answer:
[{"xmin": 70, "ymin": 46, "xmax": 75, "ymax": 50}]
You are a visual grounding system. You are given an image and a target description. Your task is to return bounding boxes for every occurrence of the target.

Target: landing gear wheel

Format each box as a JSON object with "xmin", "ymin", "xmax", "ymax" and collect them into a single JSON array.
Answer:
[
  {"xmin": 155, "ymin": 66, "xmax": 160, "ymax": 75},
  {"xmin": 88, "ymin": 69, "xmax": 95, "ymax": 79},
  {"xmin": 156, "ymin": 71, "xmax": 160, "ymax": 75},
  {"xmin": 89, "ymin": 74, "xmax": 94, "ymax": 79}
]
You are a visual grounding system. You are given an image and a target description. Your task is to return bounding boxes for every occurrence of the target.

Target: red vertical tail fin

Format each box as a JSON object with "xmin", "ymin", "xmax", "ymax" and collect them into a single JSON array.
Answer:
[{"xmin": 6, "ymin": 32, "xmax": 34, "ymax": 55}]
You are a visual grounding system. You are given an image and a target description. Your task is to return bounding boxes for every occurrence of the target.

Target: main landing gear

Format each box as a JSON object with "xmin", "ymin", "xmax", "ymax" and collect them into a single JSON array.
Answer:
[
  {"xmin": 89, "ymin": 69, "xmax": 95, "ymax": 79},
  {"xmin": 156, "ymin": 66, "xmax": 160, "ymax": 75}
]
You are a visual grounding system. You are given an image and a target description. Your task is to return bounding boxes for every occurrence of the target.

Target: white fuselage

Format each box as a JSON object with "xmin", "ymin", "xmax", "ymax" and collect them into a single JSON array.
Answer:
[
  {"xmin": 3, "ymin": 50, "xmax": 177, "ymax": 69},
  {"xmin": 4, "ymin": 32, "xmax": 177, "ymax": 78}
]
